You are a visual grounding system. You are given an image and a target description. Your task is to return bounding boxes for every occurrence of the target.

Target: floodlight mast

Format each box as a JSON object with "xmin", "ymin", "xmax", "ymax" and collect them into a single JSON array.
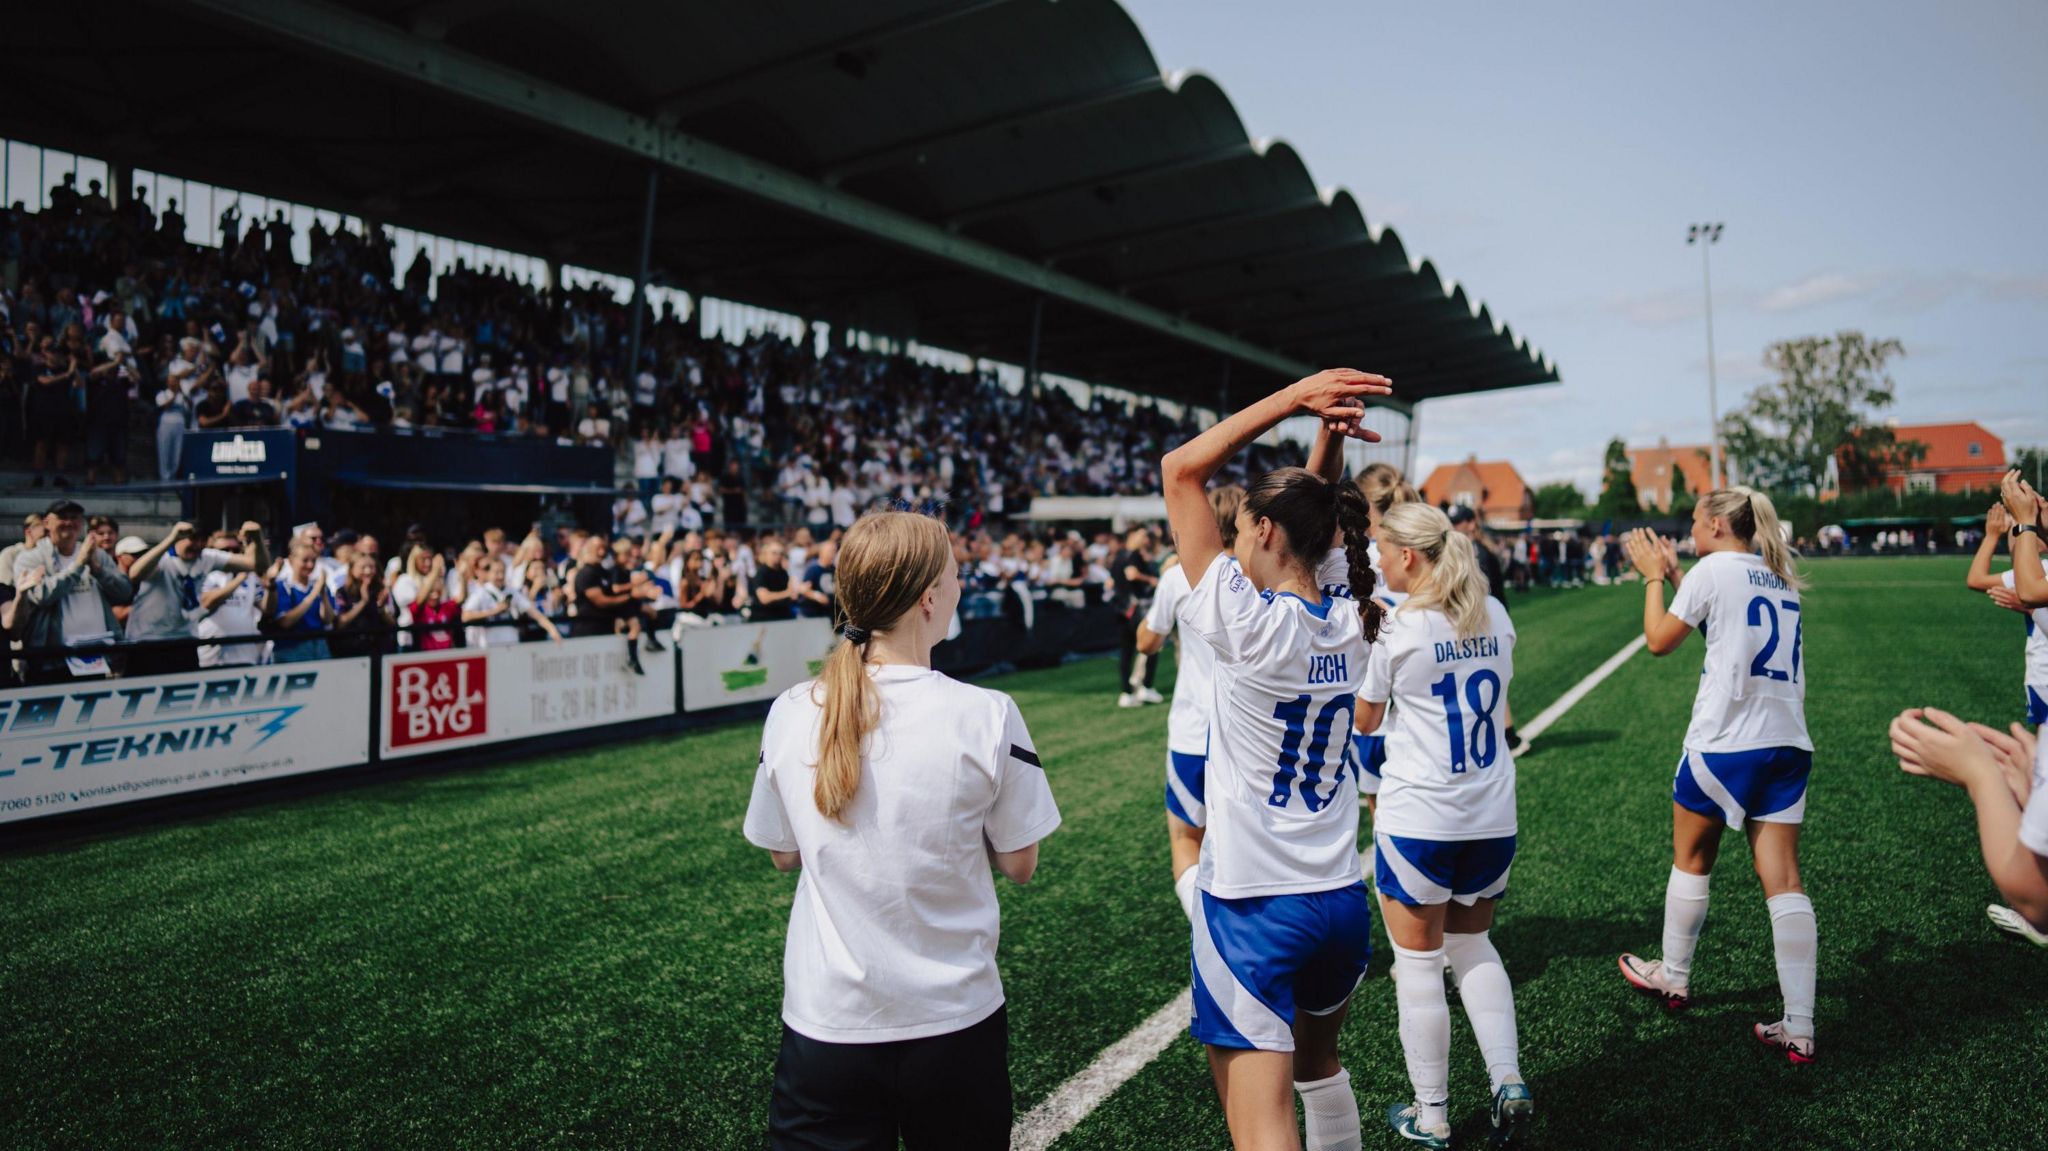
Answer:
[{"xmin": 1687, "ymin": 222, "xmax": 1726, "ymax": 489}]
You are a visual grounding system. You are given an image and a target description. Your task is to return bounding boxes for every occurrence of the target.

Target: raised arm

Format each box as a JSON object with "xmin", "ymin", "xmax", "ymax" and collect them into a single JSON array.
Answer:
[
  {"xmin": 1305, "ymin": 420, "xmax": 1349, "ymax": 485},
  {"xmin": 1160, "ymin": 370, "xmax": 1389, "ymax": 580},
  {"xmin": 1966, "ymin": 504, "xmax": 2009, "ymax": 591},
  {"xmin": 2003, "ymin": 472, "xmax": 2047, "ymax": 607}
]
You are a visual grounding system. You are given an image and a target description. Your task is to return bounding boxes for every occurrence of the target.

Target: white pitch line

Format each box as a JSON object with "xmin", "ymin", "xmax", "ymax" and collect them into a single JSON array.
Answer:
[
  {"xmin": 1518, "ymin": 634, "xmax": 1647, "ymax": 742},
  {"xmin": 1012, "ymin": 634, "xmax": 1645, "ymax": 1148},
  {"xmin": 1011, "ymin": 988, "xmax": 1193, "ymax": 1151}
]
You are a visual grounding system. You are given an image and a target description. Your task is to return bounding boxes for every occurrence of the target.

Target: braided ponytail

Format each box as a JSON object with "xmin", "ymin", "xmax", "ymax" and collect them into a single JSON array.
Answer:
[{"xmin": 1333, "ymin": 482, "xmax": 1384, "ymax": 643}]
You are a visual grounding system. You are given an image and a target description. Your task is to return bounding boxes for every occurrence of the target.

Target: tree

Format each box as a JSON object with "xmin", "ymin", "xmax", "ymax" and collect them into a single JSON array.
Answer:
[
  {"xmin": 1531, "ymin": 481, "xmax": 1588, "ymax": 519},
  {"xmin": 1718, "ymin": 331, "xmax": 1920, "ymax": 496},
  {"xmin": 1667, "ymin": 453, "xmax": 1696, "ymax": 516},
  {"xmin": 1590, "ymin": 437, "xmax": 1640, "ymax": 522},
  {"xmin": 2013, "ymin": 445, "xmax": 2047, "ymax": 491}
]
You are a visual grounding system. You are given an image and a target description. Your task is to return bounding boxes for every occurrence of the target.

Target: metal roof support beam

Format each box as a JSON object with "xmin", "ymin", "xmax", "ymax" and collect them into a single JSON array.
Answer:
[
  {"xmin": 1043, "ymin": 193, "xmax": 1327, "ymax": 266},
  {"xmin": 626, "ymin": 165, "xmax": 658, "ymax": 380},
  {"xmin": 819, "ymin": 73, "xmax": 1166, "ymax": 186},
  {"xmin": 173, "ymin": 0, "xmax": 1315, "ymax": 382},
  {"xmin": 1115, "ymin": 233, "xmax": 1374, "ymax": 294},
  {"xmin": 649, "ymin": 0, "xmax": 1025, "ymax": 122},
  {"xmin": 942, "ymin": 140, "xmax": 1256, "ymax": 229}
]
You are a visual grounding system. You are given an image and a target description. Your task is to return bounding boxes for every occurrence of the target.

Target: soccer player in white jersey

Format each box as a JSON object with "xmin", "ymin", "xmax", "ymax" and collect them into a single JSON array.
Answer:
[
  {"xmin": 1162, "ymin": 368, "xmax": 1388, "ymax": 1151},
  {"xmin": 743, "ymin": 512, "xmax": 1062, "ymax": 1149},
  {"xmin": 1351, "ymin": 472, "xmax": 1418, "ymax": 875},
  {"xmin": 1616, "ymin": 487, "xmax": 1820, "ymax": 1065},
  {"xmin": 1358, "ymin": 502, "xmax": 1531, "ymax": 1149},
  {"xmin": 1965, "ymin": 497, "xmax": 2048, "ymax": 944},
  {"xmin": 1137, "ymin": 485, "xmax": 1245, "ymax": 919}
]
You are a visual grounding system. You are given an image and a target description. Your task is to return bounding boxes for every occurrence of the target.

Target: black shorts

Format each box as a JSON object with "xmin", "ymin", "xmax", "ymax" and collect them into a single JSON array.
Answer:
[{"xmin": 768, "ymin": 1005, "xmax": 1011, "ymax": 1151}]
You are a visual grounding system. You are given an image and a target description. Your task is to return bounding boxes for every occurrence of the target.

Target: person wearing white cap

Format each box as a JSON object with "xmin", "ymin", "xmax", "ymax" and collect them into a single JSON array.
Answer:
[{"xmin": 125, "ymin": 520, "xmax": 269, "ymax": 677}]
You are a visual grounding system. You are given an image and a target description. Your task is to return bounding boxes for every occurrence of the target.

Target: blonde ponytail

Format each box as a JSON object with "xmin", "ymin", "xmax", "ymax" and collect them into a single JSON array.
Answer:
[
  {"xmin": 1699, "ymin": 486, "xmax": 1804, "ymax": 590},
  {"xmin": 1379, "ymin": 503, "xmax": 1492, "ymax": 638},
  {"xmin": 812, "ymin": 634, "xmax": 878, "ymax": 823},
  {"xmin": 808, "ymin": 512, "xmax": 953, "ymax": 821}
]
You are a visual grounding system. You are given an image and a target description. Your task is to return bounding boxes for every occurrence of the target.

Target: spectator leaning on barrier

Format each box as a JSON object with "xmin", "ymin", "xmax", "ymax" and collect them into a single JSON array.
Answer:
[
  {"xmin": 126, "ymin": 519, "xmax": 268, "ymax": 677},
  {"xmin": 568, "ymin": 534, "xmax": 646, "ymax": 676},
  {"xmin": 463, "ymin": 555, "xmax": 561, "ymax": 648},
  {"xmin": 12, "ymin": 499, "xmax": 134, "ymax": 685},
  {"xmin": 197, "ymin": 531, "xmax": 271, "ymax": 668},
  {"xmin": 267, "ymin": 539, "xmax": 335, "ymax": 663}
]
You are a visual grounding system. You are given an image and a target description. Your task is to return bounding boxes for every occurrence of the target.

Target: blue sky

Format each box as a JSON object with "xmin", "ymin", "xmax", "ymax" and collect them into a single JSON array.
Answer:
[{"xmin": 1120, "ymin": 0, "xmax": 2048, "ymax": 496}]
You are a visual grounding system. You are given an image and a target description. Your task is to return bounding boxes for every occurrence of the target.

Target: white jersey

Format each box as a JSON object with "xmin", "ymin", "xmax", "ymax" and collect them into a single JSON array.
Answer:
[
  {"xmin": 1364, "ymin": 597, "xmax": 1518, "ymax": 840},
  {"xmin": 1144, "ymin": 562, "xmax": 1215, "ymax": 756},
  {"xmin": 2021, "ymin": 730, "xmax": 2048, "ymax": 858},
  {"xmin": 1669, "ymin": 551, "xmax": 1812, "ymax": 753},
  {"xmin": 743, "ymin": 666, "xmax": 1061, "ymax": 1044},
  {"xmin": 2000, "ymin": 564, "xmax": 2048, "ymax": 685},
  {"xmin": 1181, "ymin": 552, "xmax": 1369, "ymax": 899}
]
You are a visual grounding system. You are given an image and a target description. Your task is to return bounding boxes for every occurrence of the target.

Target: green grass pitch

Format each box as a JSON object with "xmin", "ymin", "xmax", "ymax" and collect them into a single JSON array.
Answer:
[{"xmin": 3, "ymin": 557, "xmax": 2042, "ymax": 1149}]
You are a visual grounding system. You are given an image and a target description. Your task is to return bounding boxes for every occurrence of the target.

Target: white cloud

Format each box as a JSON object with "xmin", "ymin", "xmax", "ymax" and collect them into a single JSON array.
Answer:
[{"xmin": 1757, "ymin": 272, "xmax": 1874, "ymax": 312}]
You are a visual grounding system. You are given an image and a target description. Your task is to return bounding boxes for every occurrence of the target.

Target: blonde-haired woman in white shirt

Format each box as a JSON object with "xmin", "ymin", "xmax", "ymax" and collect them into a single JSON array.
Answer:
[{"xmin": 745, "ymin": 511, "xmax": 1061, "ymax": 1150}]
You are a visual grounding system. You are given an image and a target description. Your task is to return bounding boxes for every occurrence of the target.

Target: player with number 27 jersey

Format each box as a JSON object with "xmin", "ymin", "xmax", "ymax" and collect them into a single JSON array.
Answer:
[{"xmin": 1667, "ymin": 549, "xmax": 1811, "ymax": 828}]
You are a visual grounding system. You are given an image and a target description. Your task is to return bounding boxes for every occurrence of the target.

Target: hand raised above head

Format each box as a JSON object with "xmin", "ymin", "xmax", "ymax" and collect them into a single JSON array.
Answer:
[{"xmin": 1289, "ymin": 369, "xmax": 1393, "ymax": 429}]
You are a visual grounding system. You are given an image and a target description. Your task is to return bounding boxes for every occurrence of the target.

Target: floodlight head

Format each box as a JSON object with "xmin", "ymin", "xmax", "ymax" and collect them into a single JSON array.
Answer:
[
  {"xmin": 1687, "ymin": 224, "xmax": 1699, "ymax": 244},
  {"xmin": 1710, "ymin": 223, "xmax": 1725, "ymax": 242}
]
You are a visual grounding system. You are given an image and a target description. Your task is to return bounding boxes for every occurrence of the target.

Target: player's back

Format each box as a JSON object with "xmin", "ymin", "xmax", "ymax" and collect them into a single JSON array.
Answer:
[
  {"xmin": 1181, "ymin": 555, "xmax": 1368, "ymax": 899},
  {"xmin": 1373, "ymin": 596, "xmax": 1517, "ymax": 841},
  {"xmin": 1671, "ymin": 551, "xmax": 1810, "ymax": 753}
]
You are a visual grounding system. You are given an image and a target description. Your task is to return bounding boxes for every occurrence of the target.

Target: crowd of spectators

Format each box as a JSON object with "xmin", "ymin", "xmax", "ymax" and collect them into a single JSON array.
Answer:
[
  {"xmin": 0, "ymin": 175, "xmax": 1284, "ymax": 521},
  {"xmin": 0, "ymin": 490, "xmax": 1175, "ymax": 685}
]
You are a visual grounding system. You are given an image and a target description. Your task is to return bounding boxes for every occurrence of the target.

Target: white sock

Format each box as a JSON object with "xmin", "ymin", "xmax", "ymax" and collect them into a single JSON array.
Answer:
[
  {"xmin": 1444, "ymin": 931, "xmax": 1521, "ymax": 1092},
  {"xmin": 1294, "ymin": 1068, "xmax": 1362, "ymax": 1151},
  {"xmin": 1392, "ymin": 944, "xmax": 1450, "ymax": 1128},
  {"xmin": 1174, "ymin": 867, "xmax": 1199, "ymax": 922},
  {"xmin": 1662, "ymin": 867, "xmax": 1711, "ymax": 986},
  {"xmin": 1767, "ymin": 892, "xmax": 1817, "ymax": 1039}
]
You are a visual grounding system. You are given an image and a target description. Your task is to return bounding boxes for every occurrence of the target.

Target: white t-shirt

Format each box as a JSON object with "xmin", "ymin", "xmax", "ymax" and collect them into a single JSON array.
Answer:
[
  {"xmin": 649, "ymin": 492, "xmax": 685, "ymax": 535},
  {"xmin": 1143, "ymin": 562, "xmax": 1215, "ymax": 756},
  {"xmin": 662, "ymin": 437, "xmax": 694, "ymax": 480},
  {"xmin": 49, "ymin": 546, "xmax": 114, "ymax": 647},
  {"xmin": 632, "ymin": 440, "xmax": 662, "ymax": 480},
  {"xmin": 830, "ymin": 485, "xmax": 858, "ymax": 529},
  {"xmin": 197, "ymin": 570, "xmax": 266, "ymax": 667},
  {"xmin": 1999, "ymin": 564, "xmax": 2048, "ymax": 685},
  {"xmin": 1669, "ymin": 551, "xmax": 1812, "ymax": 753},
  {"xmin": 463, "ymin": 583, "xmax": 524, "ymax": 648},
  {"xmin": 2020, "ymin": 733, "xmax": 2048, "ymax": 858},
  {"xmin": 1363, "ymin": 597, "xmax": 1518, "ymax": 841},
  {"xmin": 743, "ymin": 666, "xmax": 1061, "ymax": 1044},
  {"xmin": 1180, "ymin": 552, "xmax": 1368, "ymax": 899}
]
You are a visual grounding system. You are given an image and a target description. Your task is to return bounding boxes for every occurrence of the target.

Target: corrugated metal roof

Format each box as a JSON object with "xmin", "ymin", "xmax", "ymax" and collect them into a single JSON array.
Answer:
[{"xmin": 3, "ymin": 0, "xmax": 1557, "ymax": 407}]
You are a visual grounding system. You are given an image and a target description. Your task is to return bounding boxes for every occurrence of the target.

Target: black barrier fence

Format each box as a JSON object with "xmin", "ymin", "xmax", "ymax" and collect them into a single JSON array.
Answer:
[{"xmin": 0, "ymin": 598, "xmax": 1126, "ymax": 830}]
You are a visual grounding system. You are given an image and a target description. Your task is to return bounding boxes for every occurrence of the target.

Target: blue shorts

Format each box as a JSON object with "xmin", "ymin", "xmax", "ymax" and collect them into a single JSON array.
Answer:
[
  {"xmin": 2026, "ymin": 685, "xmax": 2047, "ymax": 727},
  {"xmin": 1190, "ymin": 883, "xmax": 1373, "ymax": 1052},
  {"xmin": 1165, "ymin": 749, "xmax": 1207, "ymax": 827},
  {"xmin": 1375, "ymin": 833, "xmax": 1515, "ymax": 907},
  {"xmin": 1350, "ymin": 733, "xmax": 1387, "ymax": 796},
  {"xmin": 1673, "ymin": 746, "xmax": 1811, "ymax": 829}
]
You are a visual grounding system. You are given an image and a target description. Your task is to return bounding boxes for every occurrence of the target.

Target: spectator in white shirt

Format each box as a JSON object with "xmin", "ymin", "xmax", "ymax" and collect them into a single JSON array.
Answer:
[
  {"xmin": 650, "ymin": 476, "xmax": 686, "ymax": 537},
  {"xmin": 632, "ymin": 427, "xmax": 663, "ymax": 499},
  {"xmin": 577, "ymin": 402, "xmax": 611, "ymax": 448},
  {"xmin": 662, "ymin": 426, "xmax": 695, "ymax": 483},
  {"xmin": 463, "ymin": 556, "xmax": 562, "ymax": 647},
  {"xmin": 197, "ymin": 531, "xmax": 271, "ymax": 668}
]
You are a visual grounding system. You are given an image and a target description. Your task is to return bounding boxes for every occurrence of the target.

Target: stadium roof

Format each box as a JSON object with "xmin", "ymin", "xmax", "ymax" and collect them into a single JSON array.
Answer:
[{"xmin": 5, "ymin": 0, "xmax": 1558, "ymax": 411}]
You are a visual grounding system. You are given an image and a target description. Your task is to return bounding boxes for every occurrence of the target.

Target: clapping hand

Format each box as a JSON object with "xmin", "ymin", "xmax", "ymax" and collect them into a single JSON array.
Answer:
[
  {"xmin": 1890, "ymin": 707, "xmax": 2004, "ymax": 792},
  {"xmin": 1988, "ymin": 585, "xmax": 2027, "ymax": 614},
  {"xmin": 1968, "ymin": 721, "xmax": 2038, "ymax": 808},
  {"xmin": 1987, "ymin": 503, "xmax": 2012, "ymax": 537},
  {"xmin": 1622, "ymin": 529, "xmax": 1670, "ymax": 583}
]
